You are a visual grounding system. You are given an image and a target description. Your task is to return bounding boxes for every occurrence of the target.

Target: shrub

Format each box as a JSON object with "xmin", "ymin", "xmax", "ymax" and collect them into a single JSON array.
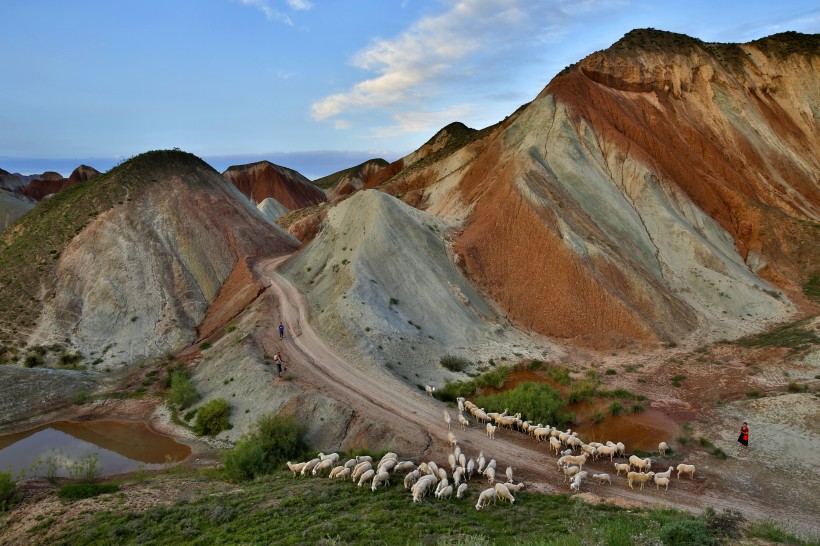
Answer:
[
  {"xmin": 57, "ymin": 483, "xmax": 119, "ymax": 500},
  {"xmin": 747, "ymin": 520, "xmax": 806, "ymax": 543},
  {"xmin": 746, "ymin": 390, "xmax": 761, "ymax": 399},
  {"xmin": 0, "ymin": 471, "xmax": 15, "ymax": 512},
  {"xmin": 221, "ymin": 415, "xmax": 308, "ymax": 481},
  {"xmin": 73, "ymin": 389, "xmax": 90, "ymax": 405},
  {"xmin": 787, "ymin": 382, "xmax": 807, "ymax": 393},
  {"xmin": 605, "ymin": 369, "xmax": 617, "ymax": 375},
  {"xmin": 169, "ymin": 371, "xmax": 199, "ymax": 410},
  {"xmin": 69, "ymin": 453, "xmax": 101, "ymax": 483},
  {"xmin": 659, "ymin": 519, "xmax": 716, "ymax": 545},
  {"xmin": 567, "ymin": 384, "xmax": 596, "ymax": 404},
  {"xmin": 440, "ymin": 354, "xmax": 471, "ymax": 372},
  {"xmin": 59, "ymin": 351, "xmax": 83, "ymax": 368},
  {"xmin": 476, "ymin": 382, "xmax": 572, "ymax": 428},
  {"xmin": 590, "ymin": 410, "xmax": 605, "ymax": 424},
  {"xmin": 199, "ymin": 342, "xmax": 211, "ymax": 351},
  {"xmin": 23, "ymin": 352, "xmax": 44, "ymax": 367},
  {"xmin": 609, "ymin": 401, "xmax": 624, "ymax": 416},
  {"xmin": 710, "ymin": 447, "xmax": 728, "ymax": 460},
  {"xmin": 193, "ymin": 398, "xmax": 231, "ymax": 436}
]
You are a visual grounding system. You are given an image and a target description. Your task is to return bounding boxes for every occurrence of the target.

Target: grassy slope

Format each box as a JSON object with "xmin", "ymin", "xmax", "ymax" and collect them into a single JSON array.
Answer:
[
  {"xmin": 0, "ymin": 150, "xmax": 212, "ymax": 346},
  {"xmin": 39, "ymin": 469, "xmax": 731, "ymax": 546}
]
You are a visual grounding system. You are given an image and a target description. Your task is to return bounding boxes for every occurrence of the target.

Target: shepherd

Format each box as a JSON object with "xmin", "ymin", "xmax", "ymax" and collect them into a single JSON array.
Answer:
[
  {"xmin": 274, "ymin": 351, "xmax": 285, "ymax": 378},
  {"xmin": 737, "ymin": 421, "xmax": 749, "ymax": 451}
]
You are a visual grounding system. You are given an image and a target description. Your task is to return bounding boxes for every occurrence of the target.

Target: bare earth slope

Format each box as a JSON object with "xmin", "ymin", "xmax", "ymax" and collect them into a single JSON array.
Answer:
[
  {"xmin": 222, "ymin": 160, "xmax": 326, "ymax": 210},
  {"xmin": 0, "ymin": 190, "xmax": 35, "ymax": 232}
]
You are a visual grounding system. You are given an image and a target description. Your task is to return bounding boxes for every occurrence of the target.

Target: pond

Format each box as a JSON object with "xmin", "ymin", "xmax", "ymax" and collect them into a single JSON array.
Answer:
[{"xmin": 0, "ymin": 420, "xmax": 191, "ymax": 478}]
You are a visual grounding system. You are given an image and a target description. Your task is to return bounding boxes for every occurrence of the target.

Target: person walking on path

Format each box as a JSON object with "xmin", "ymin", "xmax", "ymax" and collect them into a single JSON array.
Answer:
[
  {"xmin": 274, "ymin": 351, "xmax": 285, "ymax": 378},
  {"xmin": 278, "ymin": 322, "xmax": 285, "ymax": 339},
  {"xmin": 737, "ymin": 421, "xmax": 749, "ymax": 452}
]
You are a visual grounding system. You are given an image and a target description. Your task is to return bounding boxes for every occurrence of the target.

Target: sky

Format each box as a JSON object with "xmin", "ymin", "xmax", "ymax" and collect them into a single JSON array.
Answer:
[{"xmin": 1, "ymin": 0, "xmax": 818, "ymax": 180}]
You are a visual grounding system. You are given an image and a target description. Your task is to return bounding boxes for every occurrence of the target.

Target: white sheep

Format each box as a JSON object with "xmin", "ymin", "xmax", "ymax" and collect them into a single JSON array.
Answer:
[
  {"xmin": 486, "ymin": 423, "xmax": 497, "ymax": 439},
  {"xmin": 549, "ymin": 436, "xmax": 562, "ymax": 454},
  {"xmin": 412, "ymin": 476, "xmax": 435, "ymax": 502},
  {"xmin": 477, "ymin": 455, "xmax": 486, "ymax": 474},
  {"xmin": 457, "ymin": 453, "xmax": 466, "ymax": 468},
  {"xmin": 436, "ymin": 485, "xmax": 454, "ymax": 500},
  {"xmin": 505, "ymin": 466, "xmax": 514, "ymax": 483},
  {"xmin": 456, "ymin": 483, "xmax": 468, "ymax": 499},
  {"xmin": 486, "ymin": 459, "xmax": 496, "ymax": 471},
  {"xmin": 676, "ymin": 464, "xmax": 696, "ymax": 480},
  {"xmin": 505, "ymin": 482, "xmax": 526, "ymax": 493},
  {"xmin": 458, "ymin": 413, "xmax": 470, "ymax": 429},
  {"xmin": 614, "ymin": 462, "xmax": 630, "ymax": 477},
  {"xmin": 562, "ymin": 465, "xmax": 580, "ymax": 482},
  {"xmin": 466, "ymin": 458, "xmax": 475, "ymax": 479},
  {"xmin": 485, "ymin": 467, "xmax": 496, "ymax": 484},
  {"xmin": 494, "ymin": 482, "xmax": 516, "ymax": 504},
  {"xmin": 448, "ymin": 453, "xmax": 457, "ymax": 471},
  {"xmin": 448, "ymin": 431, "xmax": 458, "ymax": 448},
  {"xmin": 654, "ymin": 475, "xmax": 670, "ymax": 491},
  {"xmin": 357, "ymin": 469, "xmax": 375, "ymax": 487},
  {"xmin": 356, "ymin": 455, "xmax": 373, "ymax": 464},
  {"xmin": 335, "ymin": 467, "xmax": 351, "ymax": 480},
  {"xmin": 453, "ymin": 467, "xmax": 463, "ymax": 486},
  {"xmin": 596, "ymin": 445, "xmax": 616, "ymax": 461},
  {"xmin": 312, "ymin": 458, "xmax": 334, "ymax": 476},
  {"xmin": 616, "ymin": 442, "xmax": 626, "ymax": 456},
  {"xmin": 534, "ymin": 427, "xmax": 551, "ymax": 442},
  {"xmin": 443, "ymin": 410, "xmax": 452, "ymax": 430},
  {"xmin": 301, "ymin": 458, "xmax": 321, "ymax": 476},
  {"xmin": 475, "ymin": 487, "xmax": 497, "ymax": 510},
  {"xmin": 437, "ymin": 468, "xmax": 448, "ymax": 481},
  {"xmin": 654, "ymin": 466, "xmax": 674, "ymax": 480},
  {"xmin": 629, "ymin": 455, "xmax": 652, "ymax": 473},
  {"xmin": 569, "ymin": 473, "xmax": 583, "ymax": 493},
  {"xmin": 563, "ymin": 453, "xmax": 589, "ymax": 470},
  {"xmin": 457, "ymin": 397, "xmax": 466, "ymax": 413},
  {"xmin": 435, "ymin": 477, "xmax": 450, "ymax": 496},
  {"xmin": 371, "ymin": 471, "xmax": 390, "ymax": 492},
  {"xmin": 286, "ymin": 461, "xmax": 307, "ymax": 477},
  {"xmin": 658, "ymin": 442, "xmax": 669, "ymax": 456},
  {"xmin": 318, "ymin": 452, "xmax": 340, "ymax": 464},
  {"xmin": 627, "ymin": 471, "xmax": 655, "ymax": 490},
  {"xmin": 378, "ymin": 459, "xmax": 397, "ymax": 474},
  {"xmin": 404, "ymin": 469, "xmax": 420, "ymax": 489},
  {"xmin": 428, "ymin": 461, "xmax": 440, "ymax": 476},
  {"xmin": 425, "ymin": 385, "xmax": 436, "ymax": 396},
  {"xmin": 592, "ymin": 473, "xmax": 612, "ymax": 485},
  {"xmin": 328, "ymin": 465, "xmax": 346, "ymax": 478},
  {"xmin": 351, "ymin": 462, "xmax": 372, "ymax": 482},
  {"xmin": 379, "ymin": 452, "xmax": 398, "ymax": 465},
  {"xmin": 393, "ymin": 461, "xmax": 416, "ymax": 474},
  {"xmin": 343, "ymin": 458, "xmax": 357, "ymax": 469}
]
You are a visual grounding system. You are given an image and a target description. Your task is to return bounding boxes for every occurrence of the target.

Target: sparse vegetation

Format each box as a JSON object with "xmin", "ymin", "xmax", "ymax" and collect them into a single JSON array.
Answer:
[
  {"xmin": 0, "ymin": 471, "xmax": 15, "ymax": 512},
  {"xmin": 222, "ymin": 415, "xmax": 308, "ymax": 481},
  {"xmin": 435, "ymin": 367, "xmax": 510, "ymax": 402},
  {"xmin": 57, "ymin": 483, "xmax": 119, "ymax": 500},
  {"xmin": 440, "ymin": 354, "xmax": 471, "ymax": 372},
  {"xmin": 747, "ymin": 520, "xmax": 812, "ymax": 544},
  {"xmin": 737, "ymin": 318, "xmax": 820, "ymax": 352},
  {"xmin": 168, "ymin": 370, "xmax": 200, "ymax": 410}
]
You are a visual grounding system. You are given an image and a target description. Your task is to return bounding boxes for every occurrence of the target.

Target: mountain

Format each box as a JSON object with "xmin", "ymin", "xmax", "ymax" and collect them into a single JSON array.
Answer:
[
  {"xmin": 0, "ymin": 189, "xmax": 35, "ymax": 231},
  {"xmin": 222, "ymin": 160, "xmax": 326, "ymax": 210},
  {"xmin": 315, "ymin": 158, "xmax": 388, "ymax": 203},
  {"xmin": 18, "ymin": 165, "xmax": 101, "ymax": 201},
  {"xmin": 0, "ymin": 150, "xmax": 298, "ymax": 368},
  {"xmin": 344, "ymin": 30, "xmax": 819, "ymax": 348}
]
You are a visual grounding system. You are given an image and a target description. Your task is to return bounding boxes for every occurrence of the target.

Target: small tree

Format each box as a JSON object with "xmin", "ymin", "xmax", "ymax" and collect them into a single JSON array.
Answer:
[
  {"xmin": 222, "ymin": 415, "xmax": 308, "ymax": 480},
  {"xmin": 169, "ymin": 371, "xmax": 199, "ymax": 409},
  {"xmin": 0, "ymin": 471, "xmax": 15, "ymax": 512},
  {"xmin": 193, "ymin": 398, "xmax": 231, "ymax": 436}
]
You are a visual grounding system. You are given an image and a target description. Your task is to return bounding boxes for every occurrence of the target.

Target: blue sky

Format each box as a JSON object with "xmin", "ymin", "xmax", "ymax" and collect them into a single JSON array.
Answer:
[{"xmin": 1, "ymin": 0, "xmax": 818, "ymax": 179}]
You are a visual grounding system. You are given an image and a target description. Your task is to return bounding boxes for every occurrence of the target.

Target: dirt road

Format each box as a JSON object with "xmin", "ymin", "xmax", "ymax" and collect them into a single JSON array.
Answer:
[{"xmin": 257, "ymin": 255, "xmax": 818, "ymax": 536}]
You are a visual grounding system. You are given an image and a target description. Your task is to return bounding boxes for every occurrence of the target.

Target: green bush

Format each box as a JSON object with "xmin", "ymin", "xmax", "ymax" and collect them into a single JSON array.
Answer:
[
  {"xmin": 476, "ymin": 382, "xmax": 572, "ymax": 428},
  {"xmin": 440, "ymin": 354, "xmax": 471, "ymax": 372},
  {"xmin": 0, "ymin": 471, "xmax": 15, "ymax": 512},
  {"xmin": 659, "ymin": 519, "xmax": 716, "ymax": 545},
  {"xmin": 57, "ymin": 483, "xmax": 119, "ymax": 500},
  {"xmin": 193, "ymin": 398, "xmax": 231, "ymax": 436},
  {"xmin": 222, "ymin": 415, "xmax": 308, "ymax": 481},
  {"xmin": 69, "ymin": 453, "xmax": 102, "ymax": 483},
  {"xmin": 609, "ymin": 401, "xmax": 624, "ymax": 416},
  {"xmin": 169, "ymin": 371, "xmax": 199, "ymax": 410},
  {"xmin": 23, "ymin": 352, "xmax": 44, "ymax": 367}
]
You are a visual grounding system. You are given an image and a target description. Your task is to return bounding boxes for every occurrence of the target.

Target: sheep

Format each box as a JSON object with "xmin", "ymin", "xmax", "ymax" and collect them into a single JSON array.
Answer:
[
  {"xmin": 505, "ymin": 466, "xmax": 514, "ymax": 483},
  {"xmin": 627, "ymin": 471, "xmax": 655, "ymax": 490},
  {"xmin": 286, "ymin": 461, "xmax": 307, "ymax": 477},
  {"xmin": 494, "ymin": 482, "xmax": 516, "ymax": 504},
  {"xmin": 453, "ymin": 467, "xmax": 463, "ymax": 486},
  {"xmin": 458, "ymin": 413, "xmax": 470, "ymax": 429},
  {"xmin": 505, "ymin": 482, "xmax": 526, "ymax": 493},
  {"xmin": 475, "ymin": 487, "xmax": 497, "ymax": 510},
  {"xmin": 443, "ymin": 410, "xmax": 452, "ymax": 430},
  {"xmin": 616, "ymin": 442, "xmax": 626, "ymax": 457},
  {"xmin": 457, "ymin": 397, "xmax": 466, "ymax": 413},
  {"xmin": 404, "ymin": 469, "xmax": 420, "ymax": 489},
  {"xmin": 418, "ymin": 462, "xmax": 431, "ymax": 476},
  {"xmin": 486, "ymin": 459, "xmax": 497, "ymax": 471},
  {"xmin": 356, "ymin": 455, "xmax": 373, "ymax": 464},
  {"xmin": 534, "ymin": 427, "xmax": 551, "ymax": 442},
  {"xmin": 378, "ymin": 459, "xmax": 397, "ymax": 474},
  {"xmin": 658, "ymin": 442, "xmax": 669, "ymax": 457},
  {"xmin": 485, "ymin": 467, "xmax": 496, "ymax": 484},
  {"xmin": 654, "ymin": 475, "xmax": 670, "ymax": 491},
  {"xmin": 486, "ymin": 423, "xmax": 497, "ymax": 439},
  {"xmin": 412, "ymin": 476, "xmax": 435, "ymax": 502},
  {"xmin": 477, "ymin": 455, "xmax": 486, "ymax": 474},
  {"xmin": 371, "ymin": 471, "xmax": 390, "ymax": 492},
  {"xmin": 466, "ymin": 458, "xmax": 475, "ymax": 479},
  {"xmin": 328, "ymin": 465, "xmax": 346, "ymax": 479},
  {"xmin": 318, "ymin": 452, "xmax": 340, "ymax": 464},
  {"xmin": 596, "ymin": 445, "xmax": 616, "ymax": 461},
  {"xmin": 379, "ymin": 452, "xmax": 398, "ymax": 465},
  {"xmin": 676, "ymin": 464, "xmax": 696, "ymax": 480},
  {"xmin": 614, "ymin": 462, "xmax": 631, "ymax": 477},
  {"xmin": 580, "ymin": 443, "xmax": 597, "ymax": 457},
  {"xmin": 629, "ymin": 455, "xmax": 652, "ymax": 473},
  {"xmin": 425, "ymin": 385, "xmax": 436, "ymax": 396},
  {"xmin": 357, "ymin": 469, "xmax": 375, "ymax": 487},
  {"xmin": 592, "ymin": 473, "xmax": 612, "ymax": 485},
  {"xmin": 456, "ymin": 483, "xmax": 469, "ymax": 499},
  {"xmin": 562, "ymin": 453, "xmax": 589, "ymax": 470},
  {"xmin": 301, "ymin": 458, "xmax": 321, "ymax": 476},
  {"xmin": 437, "ymin": 467, "xmax": 448, "ymax": 481},
  {"xmin": 448, "ymin": 432, "xmax": 458, "ymax": 448},
  {"xmin": 343, "ymin": 458, "xmax": 358, "ymax": 469},
  {"xmin": 654, "ymin": 466, "xmax": 674, "ymax": 480},
  {"xmin": 458, "ymin": 453, "xmax": 466, "ymax": 468},
  {"xmin": 393, "ymin": 461, "xmax": 416, "ymax": 474},
  {"xmin": 312, "ymin": 458, "xmax": 334, "ymax": 476},
  {"xmin": 427, "ymin": 461, "xmax": 440, "ymax": 476},
  {"xmin": 435, "ymin": 477, "xmax": 450, "ymax": 495},
  {"xmin": 448, "ymin": 453, "xmax": 457, "ymax": 471},
  {"xmin": 436, "ymin": 485, "xmax": 454, "ymax": 500},
  {"xmin": 569, "ymin": 473, "xmax": 583, "ymax": 493},
  {"xmin": 562, "ymin": 465, "xmax": 580, "ymax": 482},
  {"xmin": 549, "ymin": 437, "xmax": 562, "ymax": 454},
  {"xmin": 335, "ymin": 467, "xmax": 351, "ymax": 480},
  {"xmin": 351, "ymin": 462, "xmax": 372, "ymax": 482}
]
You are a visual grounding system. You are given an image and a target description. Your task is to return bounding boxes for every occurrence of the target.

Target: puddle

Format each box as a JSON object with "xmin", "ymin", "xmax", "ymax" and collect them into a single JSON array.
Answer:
[
  {"xmin": 572, "ymin": 408, "xmax": 682, "ymax": 452},
  {"xmin": 0, "ymin": 420, "xmax": 191, "ymax": 478}
]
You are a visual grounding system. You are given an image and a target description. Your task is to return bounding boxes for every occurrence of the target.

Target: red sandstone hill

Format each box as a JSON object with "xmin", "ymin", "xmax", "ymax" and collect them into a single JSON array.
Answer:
[
  {"xmin": 18, "ymin": 165, "xmax": 101, "ymax": 200},
  {"xmin": 222, "ymin": 160, "xmax": 326, "ymax": 210},
  {"xmin": 346, "ymin": 29, "xmax": 819, "ymax": 347}
]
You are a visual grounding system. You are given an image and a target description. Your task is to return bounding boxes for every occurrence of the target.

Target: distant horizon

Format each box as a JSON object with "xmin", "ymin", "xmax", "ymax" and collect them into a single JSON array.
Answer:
[{"xmin": 0, "ymin": 149, "xmax": 403, "ymax": 182}]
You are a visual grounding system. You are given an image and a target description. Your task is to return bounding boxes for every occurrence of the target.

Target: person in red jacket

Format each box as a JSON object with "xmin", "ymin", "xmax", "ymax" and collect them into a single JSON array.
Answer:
[{"xmin": 737, "ymin": 422, "xmax": 749, "ymax": 451}]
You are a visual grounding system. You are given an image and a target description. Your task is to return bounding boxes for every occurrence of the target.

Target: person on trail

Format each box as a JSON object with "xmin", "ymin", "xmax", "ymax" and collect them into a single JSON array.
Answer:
[
  {"xmin": 278, "ymin": 322, "xmax": 285, "ymax": 340},
  {"xmin": 274, "ymin": 351, "xmax": 284, "ymax": 378},
  {"xmin": 737, "ymin": 421, "xmax": 749, "ymax": 451}
]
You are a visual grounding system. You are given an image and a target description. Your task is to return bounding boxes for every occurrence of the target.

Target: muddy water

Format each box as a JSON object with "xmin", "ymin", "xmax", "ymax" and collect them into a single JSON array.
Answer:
[{"xmin": 0, "ymin": 420, "xmax": 190, "ymax": 478}]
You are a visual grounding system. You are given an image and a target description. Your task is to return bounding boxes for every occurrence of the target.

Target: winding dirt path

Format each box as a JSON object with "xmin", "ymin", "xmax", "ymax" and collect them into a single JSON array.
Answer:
[{"xmin": 256, "ymin": 254, "xmax": 818, "ymax": 535}]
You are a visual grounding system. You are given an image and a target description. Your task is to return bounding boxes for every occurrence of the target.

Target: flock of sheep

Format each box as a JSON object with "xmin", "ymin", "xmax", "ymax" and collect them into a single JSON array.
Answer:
[{"xmin": 284, "ymin": 393, "xmax": 699, "ymax": 510}]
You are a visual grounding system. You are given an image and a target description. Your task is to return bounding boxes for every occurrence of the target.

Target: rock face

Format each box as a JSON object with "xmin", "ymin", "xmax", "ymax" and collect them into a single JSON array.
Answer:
[
  {"xmin": 371, "ymin": 30, "xmax": 818, "ymax": 347},
  {"xmin": 17, "ymin": 165, "xmax": 101, "ymax": 201},
  {"xmin": 0, "ymin": 190, "xmax": 35, "ymax": 231},
  {"xmin": 222, "ymin": 161, "xmax": 326, "ymax": 210},
  {"xmin": 4, "ymin": 150, "xmax": 298, "ymax": 368},
  {"xmin": 320, "ymin": 159, "xmax": 389, "ymax": 203}
]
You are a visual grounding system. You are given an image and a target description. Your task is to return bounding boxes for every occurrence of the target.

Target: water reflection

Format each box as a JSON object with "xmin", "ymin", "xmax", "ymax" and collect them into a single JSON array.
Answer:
[{"xmin": 0, "ymin": 421, "xmax": 191, "ymax": 478}]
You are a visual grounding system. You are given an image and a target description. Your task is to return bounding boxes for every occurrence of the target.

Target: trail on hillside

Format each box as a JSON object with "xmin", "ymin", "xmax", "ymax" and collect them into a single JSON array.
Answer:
[{"xmin": 257, "ymin": 254, "xmax": 817, "ymax": 535}]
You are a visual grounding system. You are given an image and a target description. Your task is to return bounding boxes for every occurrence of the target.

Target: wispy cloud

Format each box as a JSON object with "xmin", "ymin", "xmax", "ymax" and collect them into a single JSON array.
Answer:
[
  {"xmin": 286, "ymin": 0, "xmax": 313, "ymax": 10},
  {"xmin": 235, "ymin": 0, "xmax": 311, "ymax": 25},
  {"xmin": 310, "ymin": 0, "xmax": 615, "ymax": 136}
]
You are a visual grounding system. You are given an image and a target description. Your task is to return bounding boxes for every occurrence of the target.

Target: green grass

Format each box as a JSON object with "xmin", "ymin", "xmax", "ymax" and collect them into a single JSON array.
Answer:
[
  {"xmin": 47, "ymin": 469, "xmax": 724, "ymax": 546},
  {"xmin": 440, "ymin": 354, "xmax": 471, "ymax": 372},
  {"xmin": 476, "ymin": 382, "xmax": 573, "ymax": 428},
  {"xmin": 57, "ymin": 483, "xmax": 119, "ymax": 500},
  {"xmin": 747, "ymin": 520, "xmax": 814, "ymax": 544},
  {"xmin": 737, "ymin": 318, "xmax": 820, "ymax": 352},
  {"xmin": 804, "ymin": 275, "xmax": 820, "ymax": 302}
]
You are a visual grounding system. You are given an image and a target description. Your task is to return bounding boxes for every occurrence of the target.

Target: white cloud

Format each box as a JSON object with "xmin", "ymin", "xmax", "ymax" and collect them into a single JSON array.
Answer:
[
  {"xmin": 373, "ymin": 105, "xmax": 476, "ymax": 138},
  {"xmin": 310, "ymin": 0, "xmax": 614, "ymax": 136},
  {"xmin": 333, "ymin": 119, "xmax": 351, "ymax": 129},
  {"xmin": 286, "ymin": 0, "xmax": 313, "ymax": 10},
  {"xmin": 235, "ymin": 0, "xmax": 293, "ymax": 25}
]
